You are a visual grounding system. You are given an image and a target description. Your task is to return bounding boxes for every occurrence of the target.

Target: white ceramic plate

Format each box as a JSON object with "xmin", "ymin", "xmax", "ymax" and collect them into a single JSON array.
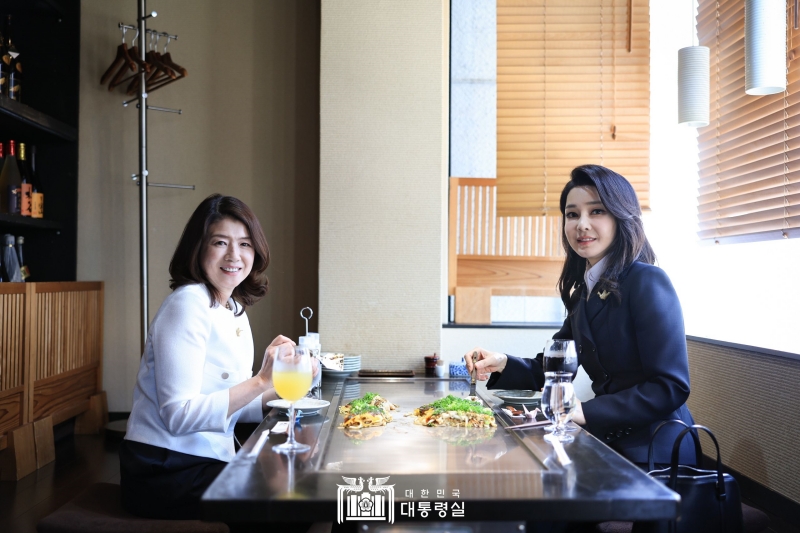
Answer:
[
  {"xmin": 321, "ymin": 367, "xmax": 355, "ymax": 377},
  {"xmin": 266, "ymin": 398, "xmax": 330, "ymax": 417},
  {"xmin": 493, "ymin": 390, "xmax": 542, "ymax": 405}
]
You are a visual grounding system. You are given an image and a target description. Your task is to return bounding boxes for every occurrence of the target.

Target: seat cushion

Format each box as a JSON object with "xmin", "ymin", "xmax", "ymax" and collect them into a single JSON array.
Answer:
[
  {"xmin": 741, "ymin": 503, "xmax": 769, "ymax": 533},
  {"xmin": 595, "ymin": 522, "xmax": 633, "ymax": 533},
  {"xmin": 595, "ymin": 502, "xmax": 769, "ymax": 533},
  {"xmin": 37, "ymin": 483, "xmax": 229, "ymax": 533}
]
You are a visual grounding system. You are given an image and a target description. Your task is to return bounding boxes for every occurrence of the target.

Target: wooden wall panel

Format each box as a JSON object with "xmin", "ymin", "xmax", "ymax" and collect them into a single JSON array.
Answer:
[
  {"xmin": 0, "ymin": 390, "xmax": 23, "ymax": 437},
  {"xmin": 457, "ymin": 256, "xmax": 562, "ymax": 297},
  {"xmin": 33, "ymin": 365, "xmax": 98, "ymax": 422},
  {"xmin": 34, "ymin": 284, "xmax": 103, "ymax": 381},
  {"xmin": 0, "ymin": 282, "xmax": 103, "ymax": 447},
  {"xmin": 0, "ymin": 289, "xmax": 26, "ymax": 393},
  {"xmin": 449, "ymin": 178, "xmax": 564, "ymax": 297}
]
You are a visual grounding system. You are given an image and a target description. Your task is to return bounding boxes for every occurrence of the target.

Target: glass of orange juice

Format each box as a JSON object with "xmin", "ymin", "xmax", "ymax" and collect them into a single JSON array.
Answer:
[{"xmin": 272, "ymin": 344, "xmax": 313, "ymax": 453}]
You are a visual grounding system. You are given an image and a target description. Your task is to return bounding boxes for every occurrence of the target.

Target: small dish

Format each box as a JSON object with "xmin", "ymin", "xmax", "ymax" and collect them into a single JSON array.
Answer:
[
  {"xmin": 266, "ymin": 398, "xmax": 330, "ymax": 417},
  {"xmin": 502, "ymin": 408, "xmax": 524, "ymax": 419},
  {"xmin": 493, "ymin": 390, "xmax": 542, "ymax": 405}
]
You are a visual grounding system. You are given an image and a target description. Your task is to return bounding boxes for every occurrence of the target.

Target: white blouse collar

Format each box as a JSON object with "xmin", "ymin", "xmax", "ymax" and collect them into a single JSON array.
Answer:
[{"xmin": 584, "ymin": 255, "xmax": 609, "ymax": 295}]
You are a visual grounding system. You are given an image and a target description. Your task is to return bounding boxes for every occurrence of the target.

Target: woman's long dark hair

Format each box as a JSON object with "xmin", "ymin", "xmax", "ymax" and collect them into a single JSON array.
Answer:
[
  {"xmin": 557, "ymin": 165, "xmax": 655, "ymax": 311},
  {"xmin": 169, "ymin": 194, "xmax": 270, "ymax": 315}
]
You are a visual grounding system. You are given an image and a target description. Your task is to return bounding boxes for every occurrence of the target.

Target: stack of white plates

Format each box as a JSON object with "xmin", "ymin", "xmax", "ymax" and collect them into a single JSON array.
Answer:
[
  {"xmin": 321, "ymin": 353, "xmax": 361, "ymax": 378},
  {"xmin": 343, "ymin": 355, "xmax": 361, "ymax": 373}
]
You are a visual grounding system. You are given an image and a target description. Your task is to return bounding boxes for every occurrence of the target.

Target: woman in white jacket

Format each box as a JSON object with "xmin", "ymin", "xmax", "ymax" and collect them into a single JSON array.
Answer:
[{"xmin": 120, "ymin": 194, "xmax": 302, "ymax": 519}]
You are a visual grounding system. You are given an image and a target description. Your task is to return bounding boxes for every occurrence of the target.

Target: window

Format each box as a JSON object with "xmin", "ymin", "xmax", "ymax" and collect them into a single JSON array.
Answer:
[
  {"xmin": 496, "ymin": 0, "xmax": 650, "ymax": 217},
  {"xmin": 697, "ymin": 0, "xmax": 800, "ymax": 243}
]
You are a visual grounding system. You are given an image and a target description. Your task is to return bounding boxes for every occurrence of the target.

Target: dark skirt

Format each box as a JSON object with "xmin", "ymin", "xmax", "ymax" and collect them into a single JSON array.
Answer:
[{"xmin": 119, "ymin": 438, "xmax": 227, "ymax": 520}]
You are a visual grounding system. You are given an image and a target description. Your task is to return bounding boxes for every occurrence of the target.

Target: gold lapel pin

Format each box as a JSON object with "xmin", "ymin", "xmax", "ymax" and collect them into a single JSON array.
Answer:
[
  {"xmin": 598, "ymin": 290, "xmax": 610, "ymax": 300},
  {"xmin": 236, "ymin": 327, "xmax": 242, "ymax": 337}
]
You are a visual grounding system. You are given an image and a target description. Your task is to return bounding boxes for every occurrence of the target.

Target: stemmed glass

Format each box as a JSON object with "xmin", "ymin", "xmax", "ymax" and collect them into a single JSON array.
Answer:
[
  {"xmin": 541, "ymin": 339, "xmax": 579, "ymax": 433},
  {"xmin": 542, "ymin": 373, "xmax": 578, "ymax": 444},
  {"xmin": 543, "ymin": 339, "xmax": 578, "ymax": 375},
  {"xmin": 272, "ymin": 345, "xmax": 313, "ymax": 454}
]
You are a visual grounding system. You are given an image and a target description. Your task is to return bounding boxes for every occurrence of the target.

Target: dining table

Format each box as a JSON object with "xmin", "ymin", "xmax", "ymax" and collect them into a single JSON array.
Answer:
[{"xmin": 202, "ymin": 376, "xmax": 679, "ymax": 531}]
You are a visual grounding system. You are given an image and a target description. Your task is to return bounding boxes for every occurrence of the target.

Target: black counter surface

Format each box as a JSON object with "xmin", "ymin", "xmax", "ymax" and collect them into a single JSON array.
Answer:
[{"xmin": 202, "ymin": 377, "xmax": 679, "ymax": 526}]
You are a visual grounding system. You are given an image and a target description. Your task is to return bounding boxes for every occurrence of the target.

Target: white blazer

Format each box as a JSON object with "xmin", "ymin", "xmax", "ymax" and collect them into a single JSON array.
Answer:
[{"xmin": 125, "ymin": 284, "xmax": 264, "ymax": 462}]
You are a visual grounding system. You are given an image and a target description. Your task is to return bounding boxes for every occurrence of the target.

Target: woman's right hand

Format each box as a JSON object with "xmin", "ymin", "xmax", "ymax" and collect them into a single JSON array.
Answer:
[
  {"xmin": 464, "ymin": 348, "xmax": 508, "ymax": 380},
  {"xmin": 257, "ymin": 335, "xmax": 296, "ymax": 386}
]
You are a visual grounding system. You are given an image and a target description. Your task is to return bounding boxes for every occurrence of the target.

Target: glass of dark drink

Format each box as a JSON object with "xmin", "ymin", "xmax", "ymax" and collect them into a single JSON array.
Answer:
[
  {"xmin": 543, "ymin": 339, "xmax": 578, "ymax": 377},
  {"xmin": 542, "ymin": 339, "xmax": 579, "ymax": 433}
]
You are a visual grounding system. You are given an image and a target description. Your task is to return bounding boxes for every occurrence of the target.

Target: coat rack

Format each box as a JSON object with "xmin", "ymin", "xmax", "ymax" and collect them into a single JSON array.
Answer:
[{"xmin": 122, "ymin": 1, "xmax": 195, "ymax": 352}]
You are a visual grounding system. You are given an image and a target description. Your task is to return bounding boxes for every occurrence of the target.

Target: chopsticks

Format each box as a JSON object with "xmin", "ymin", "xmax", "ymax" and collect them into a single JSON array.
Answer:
[
  {"xmin": 505, "ymin": 419, "xmax": 552, "ymax": 430},
  {"xmin": 550, "ymin": 437, "xmax": 573, "ymax": 466},
  {"xmin": 247, "ymin": 429, "xmax": 271, "ymax": 459}
]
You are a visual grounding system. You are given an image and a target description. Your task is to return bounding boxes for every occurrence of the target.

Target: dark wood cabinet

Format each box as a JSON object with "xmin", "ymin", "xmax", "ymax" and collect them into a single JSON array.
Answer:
[{"xmin": 0, "ymin": 0, "xmax": 79, "ymax": 282}]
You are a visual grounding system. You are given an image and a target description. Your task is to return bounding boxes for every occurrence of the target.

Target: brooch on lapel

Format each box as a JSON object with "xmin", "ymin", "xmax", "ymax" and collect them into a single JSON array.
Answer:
[
  {"xmin": 598, "ymin": 290, "xmax": 610, "ymax": 300},
  {"xmin": 236, "ymin": 327, "xmax": 242, "ymax": 337}
]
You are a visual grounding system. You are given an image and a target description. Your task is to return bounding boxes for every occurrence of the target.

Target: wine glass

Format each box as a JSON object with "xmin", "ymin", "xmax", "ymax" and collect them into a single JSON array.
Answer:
[
  {"xmin": 541, "ymin": 339, "xmax": 579, "ymax": 432},
  {"xmin": 272, "ymin": 345, "xmax": 313, "ymax": 454},
  {"xmin": 543, "ymin": 339, "xmax": 578, "ymax": 376},
  {"xmin": 542, "ymin": 374, "xmax": 578, "ymax": 444}
]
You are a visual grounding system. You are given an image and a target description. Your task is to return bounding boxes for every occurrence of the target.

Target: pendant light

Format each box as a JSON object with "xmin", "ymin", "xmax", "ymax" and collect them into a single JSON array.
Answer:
[
  {"xmin": 678, "ymin": 0, "xmax": 709, "ymax": 127},
  {"xmin": 745, "ymin": 0, "xmax": 786, "ymax": 95}
]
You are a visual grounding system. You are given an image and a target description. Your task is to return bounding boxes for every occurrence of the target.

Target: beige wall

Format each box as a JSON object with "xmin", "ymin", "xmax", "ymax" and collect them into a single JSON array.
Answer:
[
  {"xmin": 319, "ymin": 0, "xmax": 449, "ymax": 371},
  {"xmin": 79, "ymin": 0, "xmax": 320, "ymax": 411}
]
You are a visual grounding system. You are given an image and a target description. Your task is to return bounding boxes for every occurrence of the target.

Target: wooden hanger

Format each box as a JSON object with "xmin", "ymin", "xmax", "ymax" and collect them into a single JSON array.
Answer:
[
  {"xmin": 109, "ymin": 31, "xmax": 151, "ymax": 90},
  {"xmin": 160, "ymin": 52, "xmax": 187, "ymax": 78},
  {"xmin": 100, "ymin": 28, "xmax": 136, "ymax": 86},
  {"xmin": 147, "ymin": 35, "xmax": 186, "ymax": 93},
  {"xmin": 114, "ymin": 45, "xmax": 153, "ymax": 89},
  {"xmin": 106, "ymin": 44, "xmax": 138, "ymax": 91},
  {"xmin": 126, "ymin": 34, "xmax": 179, "ymax": 95}
]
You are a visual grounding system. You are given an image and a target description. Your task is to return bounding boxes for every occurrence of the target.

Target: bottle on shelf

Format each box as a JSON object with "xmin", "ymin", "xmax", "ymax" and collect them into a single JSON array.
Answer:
[
  {"xmin": 2, "ymin": 140, "xmax": 22, "ymax": 214},
  {"xmin": 2, "ymin": 234, "xmax": 21, "ymax": 282},
  {"xmin": 16, "ymin": 235, "xmax": 28, "ymax": 281},
  {"xmin": 0, "ymin": 29, "xmax": 8, "ymax": 96},
  {"xmin": 5, "ymin": 16, "xmax": 21, "ymax": 102},
  {"xmin": 18, "ymin": 143, "xmax": 31, "ymax": 216},
  {"xmin": 30, "ymin": 145, "xmax": 44, "ymax": 218},
  {"xmin": 0, "ymin": 141, "xmax": 6, "ymax": 213}
]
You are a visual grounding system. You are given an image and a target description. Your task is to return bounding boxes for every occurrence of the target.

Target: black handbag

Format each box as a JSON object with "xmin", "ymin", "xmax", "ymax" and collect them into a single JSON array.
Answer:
[{"xmin": 635, "ymin": 422, "xmax": 744, "ymax": 533}]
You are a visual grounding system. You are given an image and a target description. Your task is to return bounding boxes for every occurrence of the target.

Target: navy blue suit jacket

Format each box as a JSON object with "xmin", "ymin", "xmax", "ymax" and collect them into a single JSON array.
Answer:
[{"xmin": 487, "ymin": 261, "xmax": 696, "ymax": 465}]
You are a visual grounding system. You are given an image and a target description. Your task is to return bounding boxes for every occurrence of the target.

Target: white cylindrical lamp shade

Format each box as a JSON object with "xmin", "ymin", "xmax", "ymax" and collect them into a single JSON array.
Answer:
[
  {"xmin": 678, "ymin": 46, "xmax": 710, "ymax": 127},
  {"xmin": 745, "ymin": 0, "xmax": 786, "ymax": 95}
]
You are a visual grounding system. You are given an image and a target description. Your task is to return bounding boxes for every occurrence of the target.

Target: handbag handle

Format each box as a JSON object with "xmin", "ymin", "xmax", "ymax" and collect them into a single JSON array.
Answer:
[
  {"xmin": 647, "ymin": 419, "xmax": 702, "ymax": 472},
  {"xmin": 669, "ymin": 425, "xmax": 727, "ymax": 500}
]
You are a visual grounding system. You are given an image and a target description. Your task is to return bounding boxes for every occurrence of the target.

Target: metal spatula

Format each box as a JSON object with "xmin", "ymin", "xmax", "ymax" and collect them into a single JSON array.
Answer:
[{"xmin": 469, "ymin": 351, "xmax": 478, "ymax": 397}]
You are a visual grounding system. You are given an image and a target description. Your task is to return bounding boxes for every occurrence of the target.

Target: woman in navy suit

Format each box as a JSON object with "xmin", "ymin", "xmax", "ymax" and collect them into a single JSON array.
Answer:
[{"xmin": 466, "ymin": 164, "xmax": 696, "ymax": 466}]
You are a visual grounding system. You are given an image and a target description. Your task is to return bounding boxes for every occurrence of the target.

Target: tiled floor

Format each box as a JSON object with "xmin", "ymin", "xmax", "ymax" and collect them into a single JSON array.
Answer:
[{"xmin": 0, "ymin": 424, "xmax": 797, "ymax": 533}]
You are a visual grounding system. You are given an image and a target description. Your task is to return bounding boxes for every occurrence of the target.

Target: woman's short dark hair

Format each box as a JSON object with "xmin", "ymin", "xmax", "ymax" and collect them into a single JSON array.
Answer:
[
  {"xmin": 557, "ymin": 164, "xmax": 655, "ymax": 310},
  {"xmin": 169, "ymin": 194, "xmax": 269, "ymax": 314}
]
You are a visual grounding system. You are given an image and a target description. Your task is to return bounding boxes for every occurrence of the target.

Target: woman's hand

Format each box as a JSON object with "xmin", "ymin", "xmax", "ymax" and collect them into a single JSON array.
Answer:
[
  {"xmin": 464, "ymin": 348, "xmax": 508, "ymax": 380},
  {"xmin": 257, "ymin": 335, "xmax": 296, "ymax": 386},
  {"xmin": 571, "ymin": 399, "xmax": 586, "ymax": 425}
]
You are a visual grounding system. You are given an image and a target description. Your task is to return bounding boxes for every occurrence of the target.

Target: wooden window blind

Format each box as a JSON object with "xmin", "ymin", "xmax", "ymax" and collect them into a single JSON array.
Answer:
[
  {"xmin": 697, "ymin": 0, "xmax": 800, "ymax": 242},
  {"xmin": 497, "ymin": 0, "xmax": 650, "ymax": 217}
]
